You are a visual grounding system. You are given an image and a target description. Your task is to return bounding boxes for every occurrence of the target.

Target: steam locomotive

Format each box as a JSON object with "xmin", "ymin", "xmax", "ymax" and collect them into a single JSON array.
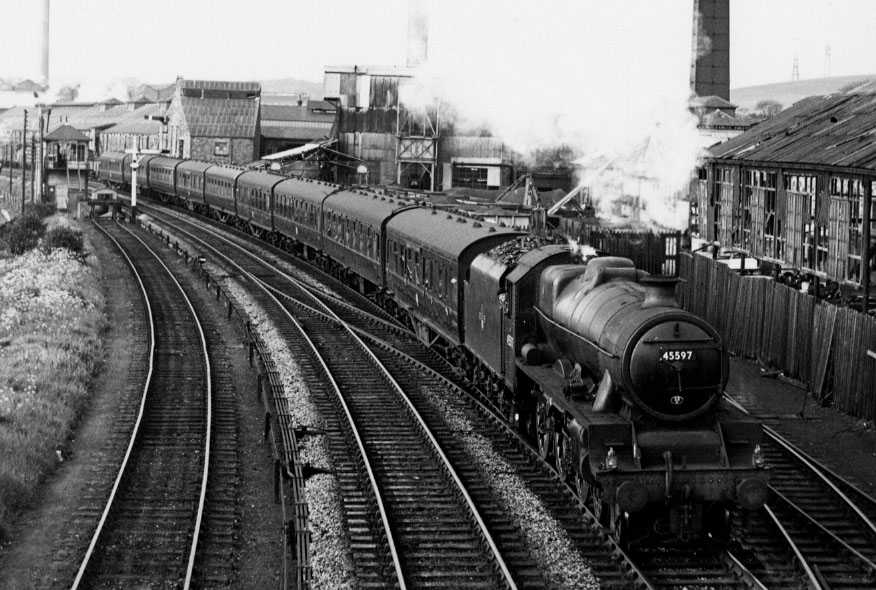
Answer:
[{"xmin": 98, "ymin": 152, "xmax": 769, "ymax": 544}]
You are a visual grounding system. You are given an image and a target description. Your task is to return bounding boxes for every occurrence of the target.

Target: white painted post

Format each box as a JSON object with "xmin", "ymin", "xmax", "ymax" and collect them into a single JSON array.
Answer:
[{"xmin": 130, "ymin": 153, "xmax": 139, "ymax": 222}]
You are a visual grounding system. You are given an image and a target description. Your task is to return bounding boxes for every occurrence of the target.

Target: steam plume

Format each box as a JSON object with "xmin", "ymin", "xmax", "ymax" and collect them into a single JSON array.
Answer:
[{"xmin": 404, "ymin": 0, "xmax": 707, "ymax": 230}]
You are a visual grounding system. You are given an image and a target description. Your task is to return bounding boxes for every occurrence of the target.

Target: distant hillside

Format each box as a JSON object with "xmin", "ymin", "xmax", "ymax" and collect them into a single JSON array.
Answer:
[
  {"xmin": 731, "ymin": 74, "xmax": 876, "ymax": 112},
  {"xmin": 259, "ymin": 77, "xmax": 323, "ymax": 98}
]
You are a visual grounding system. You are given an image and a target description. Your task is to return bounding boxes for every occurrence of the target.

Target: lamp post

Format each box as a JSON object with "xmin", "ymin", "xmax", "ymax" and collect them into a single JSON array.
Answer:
[
  {"xmin": 125, "ymin": 145, "xmax": 160, "ymax": 222},
  {"xmin": 129, "ymin": 152, "xmax": 140, "ymax": 222},
  {"xmin": 21, "ymin": 109, "xmax": 27, "ymax": 214}
]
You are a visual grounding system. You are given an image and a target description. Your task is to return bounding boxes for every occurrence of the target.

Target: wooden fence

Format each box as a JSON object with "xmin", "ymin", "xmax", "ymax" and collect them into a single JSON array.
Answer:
[{"xmin": 678, "ymin": 252, "xmax": 876, "ymax": 421}]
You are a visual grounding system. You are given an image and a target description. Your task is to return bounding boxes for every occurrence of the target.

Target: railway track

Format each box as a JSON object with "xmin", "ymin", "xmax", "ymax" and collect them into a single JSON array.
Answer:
[
  {"xmin": 202, "ymin": 235, "xmax": 520, "ymax": 587},
  {"xmin": 132, "ymin": 204, "xmax": 651, "ymax": 588},
  {"xmin": 723, "ymin": 395, "xmax": 876, "ymax": 589},
  {"xmin": 71, "ymin": 220, "xmax": 212, "ymax": 589},
  {"xmin": 107, "ymin": 197, "xmax": 876, "ymax": 588}
]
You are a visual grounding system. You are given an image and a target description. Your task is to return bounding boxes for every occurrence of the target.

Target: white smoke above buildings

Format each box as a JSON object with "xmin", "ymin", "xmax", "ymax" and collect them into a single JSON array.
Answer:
[{"xmin": 404, "ymin": 0, "xmax": 707, "ymax": 230}]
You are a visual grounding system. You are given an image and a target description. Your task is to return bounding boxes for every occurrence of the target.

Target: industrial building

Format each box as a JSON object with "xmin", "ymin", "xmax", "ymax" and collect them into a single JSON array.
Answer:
[
  {"xmin": 259, "ymin": 94, "xmax": 336, "ymax": 156},
  {"xmin": 691, "ymin": 92, "xmax": 876, "ymax": 299},
  {"xmin": 166, "ymin": 79, "xmax": 261, "ymax": 165}
]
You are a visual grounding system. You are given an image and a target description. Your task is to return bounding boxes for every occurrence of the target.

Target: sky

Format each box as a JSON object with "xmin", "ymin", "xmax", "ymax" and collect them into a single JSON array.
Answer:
[
  {"xmin": 1, "ymin": 0, "xmax": 876, "ymax": 89},
  {"xmin": 2, "ymin": 0, "xmax": 875, "ymax": 229}
]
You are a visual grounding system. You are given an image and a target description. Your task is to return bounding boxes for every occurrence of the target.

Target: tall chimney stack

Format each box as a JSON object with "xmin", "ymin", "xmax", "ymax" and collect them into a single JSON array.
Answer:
[
  {"xmin": 690, "ymin": 0, "xmax": 729, "ymax": 100},
  {"xmin": 406, "ymin": 0, "xmax": 428, "ymax": 68},
  {"xmin": 41, "ymin": 0, "xmax": 50, "ymax": 86}
]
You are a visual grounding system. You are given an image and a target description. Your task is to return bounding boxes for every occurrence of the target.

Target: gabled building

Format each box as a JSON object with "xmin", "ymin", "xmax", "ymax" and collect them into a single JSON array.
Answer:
[
  {"xmin": 167, "ymin": 79, "xmax": 261, "ymax": 165},
  {"xmin": 99, "ymin": 102, "xmax": 171, "ymax": 153}
]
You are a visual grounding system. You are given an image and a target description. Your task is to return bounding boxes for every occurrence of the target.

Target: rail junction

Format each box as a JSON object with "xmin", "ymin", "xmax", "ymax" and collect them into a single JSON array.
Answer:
[{"xmin": 60, "ymin": 193, "xmax": 876, "ymax": 589}]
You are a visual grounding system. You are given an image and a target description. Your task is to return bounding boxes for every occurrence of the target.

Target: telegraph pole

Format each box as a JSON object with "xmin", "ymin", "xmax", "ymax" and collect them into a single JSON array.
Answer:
[
  {"xmin": 21, "ymin": 109, "xmax": 27, "ymax": 214},
  {"xmin": 30, "ymin": 134, "xmax": 35, "ymax": 202}
]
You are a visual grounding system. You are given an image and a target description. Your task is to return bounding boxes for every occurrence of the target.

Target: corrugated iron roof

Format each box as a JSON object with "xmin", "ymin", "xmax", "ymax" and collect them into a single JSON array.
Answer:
[
  {"xmin": 103, "ymin": 104, "xmax": 166, "ymax": 135},
  {"xmin": 45, "ymin": 124, "xmax": 90, "ymax": 142},
  {"xmin": 709, "ymin": 92, "xmax": 876, "ymax": 171},
  {"xmin": 180, "ymin": 79, "xmax": 261, "ymax": 93},
  {"xmin": 261, "ymin": 104, "xmax": 336, "ymax": 122},
  {"xmin": 180, "ymin": 96, "xmax": 258, "ymax": 138}
]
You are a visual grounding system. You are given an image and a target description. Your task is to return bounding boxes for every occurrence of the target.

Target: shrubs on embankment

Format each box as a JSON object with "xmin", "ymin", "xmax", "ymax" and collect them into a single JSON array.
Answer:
[
  {"xmin": 0, "ymin": 221, "xmax": 105, "ymax": 540},
  {"xmin": 0, "ymin": 202, "xmax": 58, "ymax": 255}
]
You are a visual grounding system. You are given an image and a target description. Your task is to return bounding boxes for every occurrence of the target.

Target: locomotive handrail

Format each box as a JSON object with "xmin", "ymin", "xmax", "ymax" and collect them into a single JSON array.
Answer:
[{"xmin": 533, "ymin": 307, "xmax": 619, "ymax": 358}]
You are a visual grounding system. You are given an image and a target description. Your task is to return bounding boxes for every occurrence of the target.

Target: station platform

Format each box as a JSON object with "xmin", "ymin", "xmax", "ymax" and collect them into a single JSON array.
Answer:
[{"xmin": 726, "ymin": 356, "xmax": 876, "ymax": 497}]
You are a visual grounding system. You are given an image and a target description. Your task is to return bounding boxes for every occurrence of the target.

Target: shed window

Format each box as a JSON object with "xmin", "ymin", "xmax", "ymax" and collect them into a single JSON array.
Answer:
[{"xmin": 214, "ymin": 139, "xmax": 229, "ymax": 156}]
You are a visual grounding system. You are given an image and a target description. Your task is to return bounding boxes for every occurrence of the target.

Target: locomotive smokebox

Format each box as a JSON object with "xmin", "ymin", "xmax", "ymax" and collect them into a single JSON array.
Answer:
[{"xmin": 537, "ymin": 257, "xmax": 726, "ymax": 422}]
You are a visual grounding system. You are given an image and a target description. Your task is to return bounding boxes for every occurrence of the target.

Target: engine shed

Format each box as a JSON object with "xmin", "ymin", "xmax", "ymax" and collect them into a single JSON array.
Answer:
[{"xmin": 692, "ymin": 93, "xmax": 876, "ymax": 304}]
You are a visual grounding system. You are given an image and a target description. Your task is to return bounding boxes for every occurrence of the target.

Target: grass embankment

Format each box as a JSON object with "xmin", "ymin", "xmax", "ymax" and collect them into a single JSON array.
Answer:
[{"xmin": 0, "ymin": 214, "xmax": 105, "ymax": 539}]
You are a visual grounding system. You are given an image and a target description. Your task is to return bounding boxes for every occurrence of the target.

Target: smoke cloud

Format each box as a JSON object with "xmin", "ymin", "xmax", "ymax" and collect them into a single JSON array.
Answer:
[{"xmin": 406, "ymin": 0, "xmax": 708, "ymax": 230}]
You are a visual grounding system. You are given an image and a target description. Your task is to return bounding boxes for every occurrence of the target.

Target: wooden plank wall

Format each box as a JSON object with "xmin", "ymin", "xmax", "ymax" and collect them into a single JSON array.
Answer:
[{"xmin": 678, "ymin": 252, "xmax": 876, "ymax": 420}]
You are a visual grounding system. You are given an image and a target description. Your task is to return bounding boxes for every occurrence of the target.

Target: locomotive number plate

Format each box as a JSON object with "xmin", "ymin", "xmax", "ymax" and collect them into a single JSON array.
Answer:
[{"xmin": 659, "ymin": 350, "xmax": 695, "ymax": 362}]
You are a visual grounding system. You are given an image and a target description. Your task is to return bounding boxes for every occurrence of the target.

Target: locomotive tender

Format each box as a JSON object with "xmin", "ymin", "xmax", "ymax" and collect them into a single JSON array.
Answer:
[{"xmin": 99, "ymin": 152, "xmax": 769, "ymax": 542}]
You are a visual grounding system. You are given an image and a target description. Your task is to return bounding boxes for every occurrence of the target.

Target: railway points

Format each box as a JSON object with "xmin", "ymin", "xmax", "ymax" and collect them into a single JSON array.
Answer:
[{"xmin": 122, "ymin": 195, "xmax": 876, "ymax": 589}]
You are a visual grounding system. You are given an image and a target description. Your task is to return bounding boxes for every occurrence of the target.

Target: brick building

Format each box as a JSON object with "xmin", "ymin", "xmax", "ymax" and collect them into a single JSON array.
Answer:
[{"xmin": 167, "ymin": 79, "xmax": 261, "ymax": 165}]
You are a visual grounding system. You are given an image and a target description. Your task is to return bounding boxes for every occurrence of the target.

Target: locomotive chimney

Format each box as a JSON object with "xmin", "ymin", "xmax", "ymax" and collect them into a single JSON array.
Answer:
[{"xmin": 640, "ymin": 276, "xmax": 680, "ymax": 309}]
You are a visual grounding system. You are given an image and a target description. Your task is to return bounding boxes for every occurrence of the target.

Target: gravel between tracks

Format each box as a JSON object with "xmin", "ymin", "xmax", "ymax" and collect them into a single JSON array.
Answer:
[
  {"xmin": 144, "ymin": 217, "xmax": 598, "ymax": 588},
  {"xmin": 222, "ymin": 278, "xmax": 356, "ymax": 589},
  {"xmin": 426, "ymin": 389, "xmax": 599, "ymax": 589}
]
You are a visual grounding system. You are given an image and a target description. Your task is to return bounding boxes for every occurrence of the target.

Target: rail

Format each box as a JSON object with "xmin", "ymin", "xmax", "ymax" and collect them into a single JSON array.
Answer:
[
  {"xmin": 139, "ymin": 208, "xmax": 518, "ymax": 588},
  {"xmin": 762, "ymin": 504, "xmax": 822, "ymax": 589},
  {"xmin": 724, "ymin": 394, "xmax": 876, "ymax": 536},
  {"xmin": 148, "ymin": 221, "xmax": 312, "ymax": 589},
  {"xmin": 72, "ymin": 220, "xmax": 212, "ymax": 589}
]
